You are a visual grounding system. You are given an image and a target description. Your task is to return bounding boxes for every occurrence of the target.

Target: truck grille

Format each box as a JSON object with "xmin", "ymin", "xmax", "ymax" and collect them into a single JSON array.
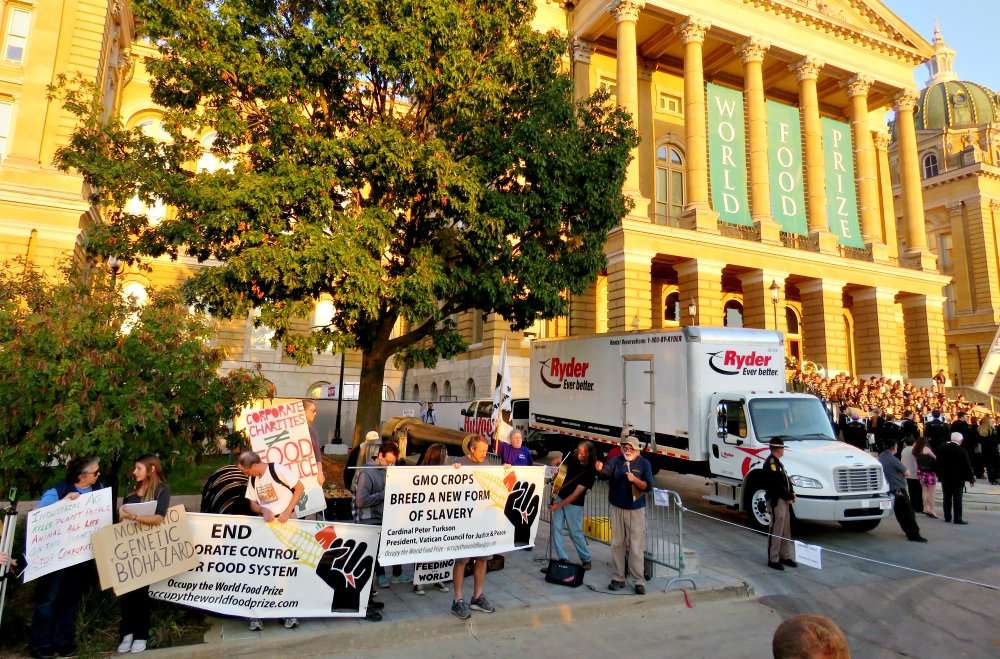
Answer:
[{"xmin": 834, "ymin": 467, "xmax": 883, "ymax": 493}]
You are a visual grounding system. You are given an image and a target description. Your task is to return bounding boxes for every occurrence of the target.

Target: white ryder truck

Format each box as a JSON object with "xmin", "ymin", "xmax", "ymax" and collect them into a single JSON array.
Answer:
[{"xmin": 529, "ymin": 327, "xmax": 892, "ymax": 532}]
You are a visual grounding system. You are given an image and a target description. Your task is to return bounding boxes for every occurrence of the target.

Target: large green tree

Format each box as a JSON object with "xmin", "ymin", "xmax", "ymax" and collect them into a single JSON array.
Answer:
[
  {"xmin": 54, "ymin": 0, "xmax": 637, "ymax": 445},
  {"xmin": 0, "ymin": 262, "xmax": 270, "ymax": 503}
]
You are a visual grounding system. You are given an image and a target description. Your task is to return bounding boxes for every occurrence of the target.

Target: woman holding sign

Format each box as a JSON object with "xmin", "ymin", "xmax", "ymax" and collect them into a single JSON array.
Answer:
[
  {"xmin": 116, "ymin": 455, "xmax": 171, "ymax": 654},
  {"xmin": 30, "ymin": 456, "xmax": 104, "ymax": 659}
]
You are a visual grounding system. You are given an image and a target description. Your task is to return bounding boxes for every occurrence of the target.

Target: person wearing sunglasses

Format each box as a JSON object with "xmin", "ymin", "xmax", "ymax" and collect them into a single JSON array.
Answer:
[
  {"xmin": 595, "ymin": 434, "xmax": 652, "ymax": 595},
  {"xmin": 30, "ymin": 456, "xmax": 104, "ymax": 659}
]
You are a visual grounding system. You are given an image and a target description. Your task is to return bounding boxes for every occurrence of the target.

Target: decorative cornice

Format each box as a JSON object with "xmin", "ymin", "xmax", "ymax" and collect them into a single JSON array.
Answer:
[
  {"xmin": 608, "ymin": 0, "xmax": 645, "ymax": 25},
  {"xmin": 735, "ymin": 37, "xmax": 771, "ymax": 65},
  {"xmin": 946, "ymin": 202, "xmax": 964, "ymax": 216},
  {"xmin": 841, "ymin": 73, "xmax": 873, "ymax": 98},
  {"xmin": 893, "ymin": 89, "xmax": 920, "ymax": 113},
  {"xmin": 871, "ymin": 130, "xmax": 891, "ymax": 150},
  {"xmin": 790, "ymin": 56, "xmax": 825, "ymax": 82},
  {"xmin": 572, "ymin": 39, "xmax": 596, "ymax": 64},
  {"xmin": 675, "ymin": 16, "xmax": 711, "ymax": 46}
]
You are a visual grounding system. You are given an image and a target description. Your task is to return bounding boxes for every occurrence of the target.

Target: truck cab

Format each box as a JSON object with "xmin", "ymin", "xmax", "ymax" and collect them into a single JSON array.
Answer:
[
  {"xmin": 711, "ymin": 392, "xmax": 892, "ymax": 532},
  {"xmin": 460, "ymin": 398, "xmax": 541, "ymax": 452}
]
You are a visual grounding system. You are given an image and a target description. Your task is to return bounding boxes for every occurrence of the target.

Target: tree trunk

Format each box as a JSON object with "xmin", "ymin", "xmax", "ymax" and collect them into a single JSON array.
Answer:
[
  {"xmin": 109, "ymin": 454, "xmax": 123, "ymax": 523},
  {"xmin": 353, "ymin": 349, "xmax": 389, "ymax": 448}
]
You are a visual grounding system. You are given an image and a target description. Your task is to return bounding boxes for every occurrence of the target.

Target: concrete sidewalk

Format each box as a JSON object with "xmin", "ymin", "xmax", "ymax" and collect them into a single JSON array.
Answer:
[{"xmin": 145, "ymin": 522, "xmax": 752, "ymax": 659}]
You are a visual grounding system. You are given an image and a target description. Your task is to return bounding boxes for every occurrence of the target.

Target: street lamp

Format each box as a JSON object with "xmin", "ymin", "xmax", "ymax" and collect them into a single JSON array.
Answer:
[
  {"xmin": 631, "ymin": 314, "xmax": 640, "ymax": 331},
  {"xmin": 107, "ymin": 256, "xmax": 122, "ymax": 288},
  {"xmin": 687, "ymin": 301, "xmax": 697, "ymax": 325},
  {"xmin": 769, "ymin": 279, "xmax": 780, "ymax": 330}
]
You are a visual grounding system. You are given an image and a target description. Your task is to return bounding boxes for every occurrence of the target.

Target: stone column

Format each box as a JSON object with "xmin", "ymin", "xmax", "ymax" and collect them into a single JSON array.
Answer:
[
  {"xmin": 738, "ymin": 269, "xmax": 788, "ymax": 331},
  {"xmin": 851, "ymin": 287, "xmax": 903, "ymax": 380},
  {"xmin": 842, "ymin": 75, "xmax": 884, "ymax": 253},
  {"xmin": 737, "ymin": 37, "xmax": 779, "ymax": 242},
  {"xmin": 676, "ymin": 16, "xmax": 718, "ymax": 232},
  {"xmin": 606, "ymin": 249, "xmax": 653, "ymax": 332},
  {"xmin": 960, "ymin": 199, "xmax": 1000, "ymax": 312},
  {"xmin": 901, "ymin": 294, "xmax": 948, "ymax": 385},
  {"xmin": 947, "ymin": 202, "xmax": 974, "ymax": 314},
  {"xmin": 894, "ymin": 90, "xmax": 935, "ymax": 269},
  {"xmin": 676, "ymin": 259, "xmax": 725, "ymax": 327},
  {"xmin": 572, "ymin": 39, "xmax": 596, "ymax": 102},
  {"xmin": 638, "ymin": 58, "xmax": 656, "ymax": 210},
  {"xmin": 872, "ymin": 129, "xmax": 899, "ymax": 259},
  {"xmin": 791, "ymin": 57, "xmax": 839, "ymax": 253},
  {"xmin": 799, "ymin": 279, "xmax": 850, "ymax": 375},
  {"xmin": 610, "ymin": 0, "xmax": 649, "ymax": 218}
]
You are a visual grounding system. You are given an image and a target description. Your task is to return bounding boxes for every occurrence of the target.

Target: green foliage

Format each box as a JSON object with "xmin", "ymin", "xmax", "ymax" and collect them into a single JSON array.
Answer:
[
  {"xmin": 0, "ymin": 262, "xmax": 270, "ymax": 500},
  {"xmin": 52, "ymin": 0, "xmax": 636, "ymax": 440}
]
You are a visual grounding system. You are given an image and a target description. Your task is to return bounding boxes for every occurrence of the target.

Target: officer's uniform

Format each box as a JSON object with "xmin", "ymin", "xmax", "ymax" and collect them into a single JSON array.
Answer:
[{"xmin": 762, "ymin": 439, "xmax": 796, "ymax": 568}]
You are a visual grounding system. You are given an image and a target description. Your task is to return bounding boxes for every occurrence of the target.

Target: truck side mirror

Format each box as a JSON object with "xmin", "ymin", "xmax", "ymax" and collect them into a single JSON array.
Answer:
[{"xmin": 716, "ymin": 403, "xmax": 729, "ymax": 439}]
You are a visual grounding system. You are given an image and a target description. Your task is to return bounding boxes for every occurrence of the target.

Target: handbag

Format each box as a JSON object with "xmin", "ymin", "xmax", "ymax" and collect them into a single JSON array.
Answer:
[{"xmin": 544, "ymin": 560, "xmax": 585, "ymax": 587}]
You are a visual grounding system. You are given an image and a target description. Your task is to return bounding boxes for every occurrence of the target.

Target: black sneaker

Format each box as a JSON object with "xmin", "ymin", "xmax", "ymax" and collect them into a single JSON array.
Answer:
[
  {"xmin": 31, "ymin": 649, "xmax": 55, "ymax": 659},
  {"xmin": 634, "ymin": 584, "xmax": 645, "ymax": 595},
  {"xmin": 451, "ymin": 599, "xmax": 471, "ymax": 620},
  {"xmin": 55, "ymin": 646, "xmax": 77, "ymax": 658},
  {"xmin": 469, "ymin": 595, "xmax": 494, "ymax": 613},
  {"xmin": 955, "ymin": 520, "xmax": 969, "ymax": 525},
  {"xmin": 768, "ymin": 561, "xmax": 785, "ymax": 571},
  {"xmin": 608, "ymin": 580, "xmax": 626, "ymax": 590},
  {"xmin": 780, "ymin": 559, "xmax": 798, "ymax": 568},
  {"xmin": 365, "ymin": 606, "xmax": 383, "ymax": 622}
]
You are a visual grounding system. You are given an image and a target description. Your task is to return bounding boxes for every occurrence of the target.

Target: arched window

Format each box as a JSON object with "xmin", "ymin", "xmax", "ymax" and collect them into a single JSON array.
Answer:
[
  {"xmin": 663, "ymin": 291, "xmax": 680, "ymax": 324},
  {"xmin": 137, "ymin": 119, "xmax": 170, "ymax": 141},
  {"xmin": 922, "ymin": 153, "xmax": 939, "ymax": 179},
  {"xmin": 724, "ymin": 300, "xmax": 743, "ymax": 328},
  {"xmin": 785, "ymin": 307, "xmax": 801, "ymax": 366},
  {"xmin": 308, "ymin": 381, "xmax": 331, "ymax": 398},
  {"xmin": 121, "ymin": 281, "xmax": 148, "ymax": 334},
  {"xmin": 655, "ymin": 146, "xmax": 685, "ymax": 225},
  {"xmin": 443, "ymin": 381, "xmax": 452, "ymax": 399},
  {"xmin": 412, "ymin": 384, "xmax": 420, "ymax": 400},
  {"xmin": 430, "ymin": 382, "xmax": 439, "ymax": 401},
  {"xmin": 785, "ymin": 307, "xmax": 799, "ymax": 335},
  {"xmin": 250, "ymin": 308, "xmax": 275, "ymax": 350},
  {"xmin": 197, "ymin": 132, "xmax": 234, "ymax": 173},
  {"xmin": 466, "ymin": 378, "xmax": 476, "ymax": 400}
]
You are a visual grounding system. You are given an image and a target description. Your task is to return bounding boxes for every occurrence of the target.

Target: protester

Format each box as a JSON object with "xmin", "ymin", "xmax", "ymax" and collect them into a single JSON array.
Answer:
[
  {"xmin": 420, "ymin": 402, "xmax": 437, "ymax": 425},
  {"xmin": 936, "ymin": 432, "xmax": 975, "ymax": 524},
  {"xmin": 762, "ymin": 438, "xmax": 796, "ymax": 570},
  {"xmin": 450, "ymin": 436, "xmax": 496, "ymax": 618},
  {"xmin": 548, "ymin": 441, "xmax": 598, "ymax": 570},
  {"xmin": 30, "ymin": 456, "xmax": 103, "ymax": 659},
  {"xmin": 899, "ymin": 438, "xmax": 923, "ymax": 514},
  {"xmin": 494, "ymin": 429, "xmax": 533, "ymax": 467},
  {"xmin": 355, "ymin": 439, "xmax": 404, "ymax": 595},
  {"xmin": 0, "ymin": 551, "xmax": 22, "ymax": 579},
  {"xmin": 913, "ymin": 437, "xmax": 938, "ymax": 518},
  {"xmin": 237, "ymin": 451, "xmax": 305, "ymax": 630},
  {"xmin": 347, "ymin": 432, "xmax": 382, "ymax": 491},
  {"xmin": 878, "ymin": 442, "xmax": 927, "ymax": 542},
  {"xmin": 412, "ymin": 443, "xmax": 451, "ymax": 597},
  {"xmin": 595, "ymin": 434, "xmax": 652, "ymax": 594},
  {"xmin": 772, "ymin": 614, "xmax": 851, "ymax": 659},
  {"xmin": 303, "ymin": 399, "xmax": 325, "ymax": 488},
  {"xmin": 117, "ymin": 455, "xmax": 172, "ymax": 653},
  {"xmin": 978, "ymin": 416, "xmax": 999, "ymax": 485}
]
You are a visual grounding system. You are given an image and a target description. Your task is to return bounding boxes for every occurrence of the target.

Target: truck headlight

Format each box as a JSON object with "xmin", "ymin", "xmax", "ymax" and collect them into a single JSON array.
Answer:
[{"xmin": 790, "ymin": 475, "xmax": 823, "ymax": 489}]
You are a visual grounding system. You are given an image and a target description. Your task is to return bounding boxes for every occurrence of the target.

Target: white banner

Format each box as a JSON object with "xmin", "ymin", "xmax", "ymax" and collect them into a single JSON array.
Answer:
[
  {"xmin": 241, "ymin": 401, "xmax": 325, "ymax": 518},
  {"xmin": 491, "ymin": 337, "xmax": 513, "ymax": 444},
  {"xmin": 379, "ymin": 465, "xmax": 545, "ymax": 566},
  {"xmin": 149, "ymin": 514, "xmax": 379, "ymax": 618},
  {"xmin": 413, "ymin": 559, "xmax": 455, "ymax": 585},
  {"xmin": 24, "ymin": 489, "xmax": 113, "ymax": 582}
]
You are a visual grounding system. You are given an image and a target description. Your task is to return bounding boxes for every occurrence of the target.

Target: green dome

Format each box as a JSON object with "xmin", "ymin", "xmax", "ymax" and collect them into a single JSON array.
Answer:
[{"xmin": 915, "ymin": 80, "xmax": 1000, "ymax": 130}]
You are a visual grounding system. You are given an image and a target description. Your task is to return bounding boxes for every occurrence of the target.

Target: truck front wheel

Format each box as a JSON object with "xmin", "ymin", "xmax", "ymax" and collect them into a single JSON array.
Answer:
[
  {"xmin": 742, "ymin": 479, "xmax": 771, "ymax": 532},
  {"xmin": 839, "ymin": 519, "xmax": 881, "ymax": 532}
]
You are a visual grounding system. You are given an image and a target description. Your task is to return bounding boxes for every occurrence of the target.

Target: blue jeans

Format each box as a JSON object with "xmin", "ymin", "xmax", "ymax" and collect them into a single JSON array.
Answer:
[
  {"xmin": 552, "ymin": 497, "xmax": 590, "ymax": 563},
  {"xmin": 31, "ymin": 564, "xmax": 85, "ymax": 650}
]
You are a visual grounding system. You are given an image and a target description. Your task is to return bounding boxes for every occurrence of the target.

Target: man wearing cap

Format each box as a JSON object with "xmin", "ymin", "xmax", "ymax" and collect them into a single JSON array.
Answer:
[
  {"xmin": 595, "ymin": 435, "xmax": 653, "ymax": 594},
  {"xmin": 935, "ymin": 432, "xmax": 975, "ymax": 524},
  {"xmin": 762, "ymin": 438, "xmax": 797, "ymax": 570}
]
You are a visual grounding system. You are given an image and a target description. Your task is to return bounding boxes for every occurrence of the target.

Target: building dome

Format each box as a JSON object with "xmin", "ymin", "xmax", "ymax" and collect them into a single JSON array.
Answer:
[{"xmin": 915, "ymin": 80, "xmax": 1000, "ymax": 130}]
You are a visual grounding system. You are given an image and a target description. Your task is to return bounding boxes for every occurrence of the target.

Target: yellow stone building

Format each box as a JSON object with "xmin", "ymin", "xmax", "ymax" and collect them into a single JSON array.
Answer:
[{"xmin": 0, "ymin": 0, "xmax": 964, "ymax": 402}]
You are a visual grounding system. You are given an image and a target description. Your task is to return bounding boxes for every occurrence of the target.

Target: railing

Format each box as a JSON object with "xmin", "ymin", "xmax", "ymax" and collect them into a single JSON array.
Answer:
[
  {"xmin": 717, "ymin": 221, "xmax": 760, "ymax": 242},
  {"xmin": 780, "ymin": 231, "xmax": 820, "ymax": 252},
  {"xmin": 837, "ymin": 244, "xmax": 874, "ymax": 262},
  {"xmin": 888, "ymin": 255, "xmax": 922, "ymax": 270},
  {"xmin": 540, "ymin": 479, "xmax": 686, "ymax": 574},
  {"xmin": 652, "ymin": 214, "xmax": 684, "ymax": 228}
]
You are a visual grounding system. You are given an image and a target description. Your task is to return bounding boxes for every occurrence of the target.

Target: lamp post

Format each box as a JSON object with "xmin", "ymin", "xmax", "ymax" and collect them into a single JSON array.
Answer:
[
  {"xmin": 107, "ymin": 256, "xmax": 122, "ymax": 288},
  {"xmin": 333, "ymin": 349, "xmax": 346, "ymax": 444},
  {"xmin": 769, "ymin": 279, "xmax": 780, "ymax": 330},
  {"xmin": 687, "ymin": 301, "xmax": 697, "ymax": 326}
]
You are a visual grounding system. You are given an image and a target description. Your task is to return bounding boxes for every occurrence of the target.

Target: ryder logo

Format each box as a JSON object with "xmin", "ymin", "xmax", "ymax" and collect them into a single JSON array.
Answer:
[
  {"xmin": 708, "ymin": 350, "xmax": 780, "ymax": 377},
  {"xmin": 539, "ymin": 358, "xmax": 595, "ymax": 391}
]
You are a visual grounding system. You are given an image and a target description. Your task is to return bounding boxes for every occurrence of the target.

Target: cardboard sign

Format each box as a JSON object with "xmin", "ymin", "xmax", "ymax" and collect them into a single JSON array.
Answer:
[
  {"xmin": 24, "ymin": 489, "xmax": 113, "ymax": 582},
  {"xmin": 92, "ymin": 505, "xmax": 199, "ymax": 595},
  {"xmin": 794, "ymin": 541, "xmax": 823, "ymax": 569},
  {"xmin": 413, "ymin": 559, "xmax": 454, "ymax": 585},
  {"xmin": 149, "ymin": 514, "xmax": 380, "ymax": 618},
  {"xmin": 378, "ymin": 465, "xmax": 545, "ymax": 566},
  {"xmin": 241, "ymin": 401, "xmax": 325, "ymax": 517}
]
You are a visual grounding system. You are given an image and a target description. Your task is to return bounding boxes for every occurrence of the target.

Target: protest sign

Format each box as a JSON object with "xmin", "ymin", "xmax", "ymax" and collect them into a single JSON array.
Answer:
[
  {"xmin": 24, "ymin": 489, "xmax": 113, "ymax": 582},
  {"xmin": 149, "ymin": 514, "xmax": 380, "ymax": 618},
  {"xmin": 92, "ymin": 506, "xmax": 199, "ymax": 595},
  {"xmin": 379, "ymin": 465, "xmax": 545, "ymax": 566},
  {"xmin": 413, "ymin": 559, "xmax": 454, "ymax": 585},
  {"xmin": 240, "ymin": 400, "xmax": 325, "ymax": 517}
]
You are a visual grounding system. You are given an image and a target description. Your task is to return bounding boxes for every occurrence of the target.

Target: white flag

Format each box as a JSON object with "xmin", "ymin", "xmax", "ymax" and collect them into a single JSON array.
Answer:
[{"xmin": 491, "ymin": 336, "xmax": 513, "ymax": 443}]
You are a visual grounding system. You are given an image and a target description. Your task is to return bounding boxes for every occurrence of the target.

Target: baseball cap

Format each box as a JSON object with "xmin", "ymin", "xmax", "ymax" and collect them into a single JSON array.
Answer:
[
  {"xmin": 621, "ymin": 436, "xmax": 640, "ymax": 450},
  {"xmin": 365, "ymin": 430, "xmax": 381, "ymax": 442}
]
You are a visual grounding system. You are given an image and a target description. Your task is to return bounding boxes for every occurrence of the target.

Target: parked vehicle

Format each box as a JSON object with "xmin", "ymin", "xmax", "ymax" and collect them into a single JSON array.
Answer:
[
  {"xmin": 459, "ymin": 398, "xmax": 545, "ymax": 454},
  {"xmin": 528, "ymin": 326, "xmax": 892, "ymax": 532}
]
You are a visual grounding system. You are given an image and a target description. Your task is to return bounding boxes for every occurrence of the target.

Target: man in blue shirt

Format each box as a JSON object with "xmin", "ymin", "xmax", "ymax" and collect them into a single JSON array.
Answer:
[
  {"xmin": 494, "ymin": 430, "xmax": 533, "ymax": 466},
  {"xmin": 595, "ymin": 435, "xmax": 652, "ymax": 595},
  {"xmin": 879, "ymin": 441, "xmax": 927, "ymax": 542}
]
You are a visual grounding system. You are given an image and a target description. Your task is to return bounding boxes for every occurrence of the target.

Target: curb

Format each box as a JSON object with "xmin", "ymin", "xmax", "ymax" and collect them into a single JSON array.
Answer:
[{"xmin": 145, "ymin": 581, "xmax": 753, "ymax": 659}]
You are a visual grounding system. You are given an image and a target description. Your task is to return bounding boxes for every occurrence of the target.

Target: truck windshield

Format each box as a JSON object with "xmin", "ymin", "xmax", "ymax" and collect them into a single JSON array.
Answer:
[{"xmin": 748, "ymin": 399, "xmax": 836, "ymax": 441}]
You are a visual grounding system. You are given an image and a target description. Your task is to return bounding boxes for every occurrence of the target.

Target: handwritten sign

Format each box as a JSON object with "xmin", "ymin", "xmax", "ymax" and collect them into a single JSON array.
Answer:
[
  {"xmin": 92, "ymin": 505, "xmax": 199, "ymax": 595},
  {"xmin": 24, "ymin": 489, "xmax": 113, "ymax": 582},
  {"xmin": 241, "ymin": 401, "xmax": 325, "ymax": 517}
]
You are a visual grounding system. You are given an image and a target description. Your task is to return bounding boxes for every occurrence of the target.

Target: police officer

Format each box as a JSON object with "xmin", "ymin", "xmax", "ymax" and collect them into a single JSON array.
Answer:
[{"xmin": 763, "ymin": 438, "xmax": 797, "ymax": 571}]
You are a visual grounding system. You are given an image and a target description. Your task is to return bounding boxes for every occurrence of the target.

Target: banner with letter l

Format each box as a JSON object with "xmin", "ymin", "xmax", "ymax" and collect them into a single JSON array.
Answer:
[{"xmin": 707, "ymin": 83, "xmax": 752, "ymax": 226}]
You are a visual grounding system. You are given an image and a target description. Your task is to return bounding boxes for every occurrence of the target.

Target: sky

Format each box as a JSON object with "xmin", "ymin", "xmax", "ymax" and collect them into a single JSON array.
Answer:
[{"xmin": 882, "ymin": 0, "xmax": 1000, "ymax": 92}]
